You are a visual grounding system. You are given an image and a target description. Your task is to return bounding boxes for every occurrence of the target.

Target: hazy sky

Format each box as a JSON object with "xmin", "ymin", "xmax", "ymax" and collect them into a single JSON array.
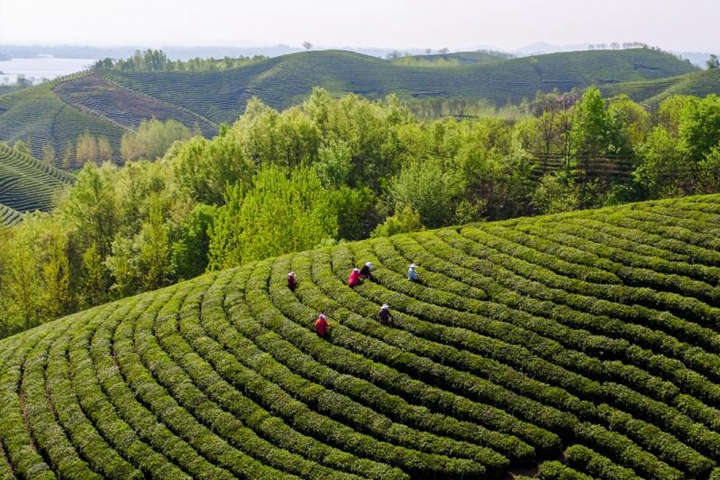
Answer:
[{"xmin": 1, "ymin": 0, "xmax": 718, "ymax": 52}]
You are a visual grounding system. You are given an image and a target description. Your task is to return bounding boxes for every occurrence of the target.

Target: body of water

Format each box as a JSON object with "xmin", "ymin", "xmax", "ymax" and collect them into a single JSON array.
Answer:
[{"xmin": 0, "ymin": 57, "xmax": 96, "ymax": 85}]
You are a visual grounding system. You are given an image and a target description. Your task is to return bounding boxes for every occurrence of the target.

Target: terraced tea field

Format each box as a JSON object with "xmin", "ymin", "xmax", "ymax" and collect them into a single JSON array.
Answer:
[
  {"xmin": 0, "ymin": 203, "xmax": 22, "ymax": 226},
  {"xmin": 0, "ymin": 142, "xmax": 74, "ymax": 213},
  {"xmin": 3, "ymin": 195, "xmax": 720, "ymax": 480}
]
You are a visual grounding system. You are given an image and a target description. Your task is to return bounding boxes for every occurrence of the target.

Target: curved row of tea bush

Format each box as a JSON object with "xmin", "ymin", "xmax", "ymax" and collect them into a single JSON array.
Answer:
[{"xmin": 1, "ymin": 195, "xmax": 720, "ymax": 479}]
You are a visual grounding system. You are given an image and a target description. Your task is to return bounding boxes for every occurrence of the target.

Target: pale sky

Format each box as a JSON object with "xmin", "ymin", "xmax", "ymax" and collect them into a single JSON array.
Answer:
[{"xmin": 0, "ymin": 0, "xmax": 718, "ymax": 52}]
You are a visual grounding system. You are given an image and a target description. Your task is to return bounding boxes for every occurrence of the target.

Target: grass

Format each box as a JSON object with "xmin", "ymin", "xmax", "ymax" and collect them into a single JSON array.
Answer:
[
  {"xmin": 0, "ymin": 142, "xmax": 73, "ymax": 213},
  {"xmin": 2, "ymin": 194, "xmax": 720, "ymax": 479}
]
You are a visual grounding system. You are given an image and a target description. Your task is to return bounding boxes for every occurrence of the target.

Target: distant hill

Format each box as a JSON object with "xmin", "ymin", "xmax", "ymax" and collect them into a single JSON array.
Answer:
[
  {"xmin": 392, "ymin": 50, "xmax": 514, "ymax": 66},
  {"xmin": 2, "ymin": 194, "xmax": 720, "ymax": 479},
  {"xmin": 0, "ymin": 48, "xmax": 698, "ymax": 160},
  {"xmin": 601, "ymin": 68, "xmax": 720, "ymax": 105},
  {"xmin": 0, "ymin": 142, "xmax": 73, "ymax": 213}
]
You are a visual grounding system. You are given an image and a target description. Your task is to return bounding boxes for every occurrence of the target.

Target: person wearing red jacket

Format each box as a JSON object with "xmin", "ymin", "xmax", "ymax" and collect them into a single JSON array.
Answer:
[
  {"xmin": 287, "ymin": 271, "xmax": 298, "ymax": 291},
  {"xmin": 314, "ymin": 313, "xmax": 330, "ymax": 338},
  {"xmin": 348, "ymin": 267, "xmax": 361, "ymax": 287}
]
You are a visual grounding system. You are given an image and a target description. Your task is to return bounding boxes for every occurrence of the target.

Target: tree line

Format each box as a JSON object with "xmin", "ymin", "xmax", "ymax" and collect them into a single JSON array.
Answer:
[
  {"xmin": 1, "ymin": 87, "xmax": 720, "ymax": 337},
  {"xmin": 93, "ymin": 49, "xmax": 268, "ymax": 73}
]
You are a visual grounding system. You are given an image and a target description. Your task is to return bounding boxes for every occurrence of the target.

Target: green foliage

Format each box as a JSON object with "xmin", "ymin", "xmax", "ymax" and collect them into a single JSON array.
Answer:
[
  {"xmin": 171, "ymin": 203, "xmax": 217, "ymax": 280},
  {"xmin": 208, "ymin": 166, "xmax": 339, "ymax": 270},
  {"xmin": 120, "ymin": 118, "xmax": 192, "ymax": 163},
  {"xmin": 371, "ymin": 205, "xmax": 424, "ymax": 238},
  {"xmin": 634, "ymin": 127, "xmax": 690, "ymax": 197},
  {"xmin": 94, "ymin": 48, "xmax": 268, "ymax": 72},
  {"xmin": 531, "ymin": 172, "xmax": 580, "ymax": 214},
  {"xmin": 680, "ymin": 94, "xmax": 720, "ymax": 160},
  {"xmin": 388, "ymin": 157, "xmax": 465, "ymax": 228}
]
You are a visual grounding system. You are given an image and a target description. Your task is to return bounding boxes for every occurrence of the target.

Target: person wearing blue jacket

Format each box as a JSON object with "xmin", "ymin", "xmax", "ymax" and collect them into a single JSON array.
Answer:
[{"xmin": 408, "ymin": 263, "xmax": 420, "ymax": 283}]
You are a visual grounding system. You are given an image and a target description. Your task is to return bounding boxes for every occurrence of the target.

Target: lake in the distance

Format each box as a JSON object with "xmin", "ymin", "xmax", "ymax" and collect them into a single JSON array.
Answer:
[{"xmin": 0, "ymin": 57, "xmax": 96, "ymax": 84}]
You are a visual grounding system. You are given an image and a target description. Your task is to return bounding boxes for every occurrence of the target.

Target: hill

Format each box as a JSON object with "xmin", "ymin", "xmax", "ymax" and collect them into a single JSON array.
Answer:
[
  {"xmin": 0, "ymin": 142, "xmax": 74, "ymax": 213},
  {"xmin": 104, "ymin": 48, "xmax": 696, "ymax": 124},
  {"xmin": 601, "ymin": 69, "xmax": 720, "ymax": 105},
  {"xmin": 0, "ymin": 48, "xmax": 697, "ymax": 155},
  {"xmin": 0, "ymin": 78, "xmax": 127, "ymax": 161},
  {"xmin": 2, "ymin": 195, "xmax": 720, "ymax": 480}
]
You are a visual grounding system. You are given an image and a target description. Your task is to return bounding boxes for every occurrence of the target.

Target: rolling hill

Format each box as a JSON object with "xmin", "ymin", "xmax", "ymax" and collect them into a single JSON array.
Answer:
[
  {"xmin": 0, "ymin": 48, "xmax": 698, "ymax": 159},
  {"xmin": 0, "ymin": 142, "xmax": 74, "ymax": 216},
  {"xmin": 601, "ymin": 68, "xmax": 720, "ymax": 105},
  {"xmin": 2, "ymin": 195, "xmax": 720, "ymax": 480}
]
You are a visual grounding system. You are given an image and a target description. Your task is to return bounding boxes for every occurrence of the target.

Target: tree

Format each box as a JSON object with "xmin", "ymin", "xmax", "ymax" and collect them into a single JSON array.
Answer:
[
  {"xmin": 62, "ymin": 142, "xmax": 75, "ymax": 170},
  {"xmin": 679, "ymin": 95, "xmax": 720, "ymax": 161},
  {"xmin": 570, "ymin": 87, "xmax": 616, "ymax": 167},
  {"xmin": 439, "ymin": 48, "xmax": 449, "ymax": 54},
  {"xmin": 388, "ymin": 157, "xmax": 465, "ymax": 229},
  {"xmin": 531, "ymin": 172, "xmax": 580, "ymax": 214},
  {"xmin": 302, "ymin": 41, "xmax": 313, "ymax": 51},
  {"xmin": 208, "ymin": 166, "xmax": 338, "ymax": 269},
  {"xmin": 371, "ymin": 205, "xmax": 423, "ymax": 238},
  {"xmin": 121, "ymin": 118, "xmax": 192, "ymax": 163},
  {"xmin": 425, "ymin": 48, "xmax": 432, "ymax": 54},
  {"xmin": 634, "ymin": 126, "xmax": 689, "ymax": 197},
  {"xmin": 42, "ymin": 144, "xmax": 56, "ymax": 166},
  {"xmin": 96, "ymin": 136, "xmax": 113, "ymax": 164},
  {"xmin": 75, "ymin": 130, "xmax": 98, "ymax": 166},
  {"xmin": 707, "ymin": 54, "xmax": 719, "ymax": 70}
]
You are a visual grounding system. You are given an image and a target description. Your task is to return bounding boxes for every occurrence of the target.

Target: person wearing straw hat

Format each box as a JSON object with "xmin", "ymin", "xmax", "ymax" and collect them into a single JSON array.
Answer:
[
  {"xmin": 359, "ymin": 262, "xmax": 374, "ymax": 281},
  {"xmin": 314, "ymin": 313, "xmax": 330, "ymax": 338},
  {"xmin": 408, "ymin": 263, "xmax": 420, "ymax": 283},
  {"xmin": 348, "ymin": 267, "xmax": 361, "ymax": 287},
  {"xmin": 287, "ymin": 271, "xmax": 298, "ymax": 291},
  {"xmin": 378, "ymin": 304, "xmax": 393, "ymax": 325}
]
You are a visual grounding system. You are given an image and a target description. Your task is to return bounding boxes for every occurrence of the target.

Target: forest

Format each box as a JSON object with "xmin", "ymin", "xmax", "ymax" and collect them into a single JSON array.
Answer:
[{"xmin": 1, "ymin": 86, "xmax": 719, "ymax": 337}]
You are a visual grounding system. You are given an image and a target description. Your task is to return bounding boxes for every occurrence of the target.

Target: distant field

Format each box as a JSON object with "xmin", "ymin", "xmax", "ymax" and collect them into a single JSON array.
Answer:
[
  {"xmin": 0, "ymin": 142, "xmax": 73, "ymax": 214},
  {"xmin": 2, "ymin": 195, "xmax": 720, "ymax": 479}
]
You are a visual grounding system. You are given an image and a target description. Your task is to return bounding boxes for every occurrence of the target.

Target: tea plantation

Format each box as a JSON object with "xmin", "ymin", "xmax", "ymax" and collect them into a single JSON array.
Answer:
[
  {"xmin": 0, "ymin": 203, "xmax": 22, "ymax": 226},
  {"xmin": 0, "ymin": 142, "xmax": 74, "ymax": 215},
  {"xmin": 2, "ymin": 195, "xmax": 720, "ymax": 480}
]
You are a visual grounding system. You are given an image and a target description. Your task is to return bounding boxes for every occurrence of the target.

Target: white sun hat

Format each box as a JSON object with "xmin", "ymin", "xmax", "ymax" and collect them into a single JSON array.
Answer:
[
  {"xmin": 381, "ymin": 304, "xmax": 390, "ymax": 310},
  {"xmin": 353, "ymin": 267, "xmax": 360, "ymax": 272},
  {"xmin": 409, "ymin": 263, "xmax": 417, "ymax": 268}
]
